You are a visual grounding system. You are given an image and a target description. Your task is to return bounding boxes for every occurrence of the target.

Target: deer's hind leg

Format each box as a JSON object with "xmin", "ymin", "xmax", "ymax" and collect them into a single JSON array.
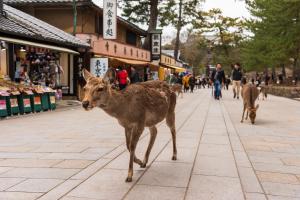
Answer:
[
  {"xmin": 166, "ymin": 111, "xmax": 177, "ymax": 161},
  {"xmin": 141, "ymin": 126, "xmax": 158, "ymax": 168},
  {"xmin": 125, "ymin": 127, "xmax": 142, "ymax": 166}
]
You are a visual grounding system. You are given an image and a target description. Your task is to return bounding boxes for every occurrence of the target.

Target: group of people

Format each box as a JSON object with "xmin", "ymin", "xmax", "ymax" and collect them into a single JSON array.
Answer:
[
  {"xmin": 209, "ymin": 63, "xmax": 243, "ymax": 100},
  {"xmin": 115, "ymin": 66, "xmax": 141, "ymax": 90}
]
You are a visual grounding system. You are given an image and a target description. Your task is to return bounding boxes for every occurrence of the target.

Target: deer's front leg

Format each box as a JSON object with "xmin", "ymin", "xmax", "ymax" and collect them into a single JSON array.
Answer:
[
  {"xmin": 141, "ymin": 126, "xmax": 157, "ymax": 168},
  {"xmin": 126, "ymin": 126, "xmax": 143, "ymax": 182},
  {"xmin": 125, "ymin": 127, "xmax": 142, "ymax": 166},
  {"xmin": 241, "ymin": 104, "xmax": 246, "ymax": 123}
]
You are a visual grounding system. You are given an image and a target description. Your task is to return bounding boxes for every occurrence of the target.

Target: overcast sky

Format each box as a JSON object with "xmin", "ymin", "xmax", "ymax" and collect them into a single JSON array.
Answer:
[{"xmin": 92, "ymin": 0, "xmax": 250, "ymax": 44}]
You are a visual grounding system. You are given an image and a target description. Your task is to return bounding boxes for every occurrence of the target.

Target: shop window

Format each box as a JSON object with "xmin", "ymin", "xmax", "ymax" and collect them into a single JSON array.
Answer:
[{"xmin": 126, "ymin": 30, "xmax": 137, "ymax": 46}]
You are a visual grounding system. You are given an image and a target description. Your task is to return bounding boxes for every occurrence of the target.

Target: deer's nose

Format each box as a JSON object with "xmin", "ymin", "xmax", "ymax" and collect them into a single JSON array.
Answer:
[{"xmin": 82, "ymin": 101, "xmax": 89, "ymax": 109}]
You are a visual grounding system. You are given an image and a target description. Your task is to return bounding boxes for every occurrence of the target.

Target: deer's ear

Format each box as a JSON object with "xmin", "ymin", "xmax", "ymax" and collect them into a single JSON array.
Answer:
[
  {"xmin": 256, "ymin": 104, "xmax": 259, "ymax": 110},
  {"xmin": 83, "ymin": 69, "xmax": 93, "ymax": 81},
  {"xmin": 103, "ymin": 68, "xmax": 115, "ymax": 84}
]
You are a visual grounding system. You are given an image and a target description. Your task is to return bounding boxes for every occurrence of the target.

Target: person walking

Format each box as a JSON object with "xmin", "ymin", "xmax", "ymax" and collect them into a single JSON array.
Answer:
[
  {"xmin": 130, "ymin": 67, "xmax": 140, "ymax": 84},
  {"xmin": 225, "ymin": 76, "xmax": 231, "ymax": 90},
  {"xmin": 211, "ymin": 63, "xmax": 226, "ymax": 100},
  {"xmin": 182, "ymin": 74, "xmax": 190, "ymax": 93},
  {"xmin": 189, "ymin": 75, "xmax": 196, "ymax": 93},
  {"xmin": 117, "ymin": 66, "xmax": 128, "ymax": 90},
  {"xmin": 231, "ymin": 63, "xmax": 243, "ymax": 99}
]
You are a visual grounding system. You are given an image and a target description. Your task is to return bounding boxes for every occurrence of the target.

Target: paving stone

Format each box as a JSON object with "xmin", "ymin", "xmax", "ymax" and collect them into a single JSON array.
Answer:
[
  {"xmin": 197, "ymin": 143, "xmax": 233, "ymax": 158},
  {"xmin": 234, "ymin": 151, "xmax": 252, "ymax": 167},
  {"xmin": 238, "ymin": 167, "xmax": 263, "ymax": 193},
  {"xmin": 156, "ymin": 147, "xmax": 196, "ymax": 163},
  {"xmin": 0, "ymin": 159, "xmax": 61, "ymax": 168},
  {"xmin": 0, "ymin": 168, "xmax": 79, "ymax": 179},
  {"xmin": 268, "ymin": 195, "xmax": 300, "ymax": 200},
  {"xmin": 7, "ymin": 178, "xmax": 63, "ymax": 193},
  {"xmin": 245, "ymin": 193, "xmax": 267, "ymax": 200},
  {"xmin": 257, "ymin": 171, "xmax": 300, "ymax": 184},
  {"xmin": 41, "ymin": 153, "xmax": 103, "ymax": 161},
  {"xmin": 70, "ymin": 159, "xmax": 110, "ymax": 180},
  {"xmin": 0, "ymin": 167, "xmax": 12, "ymax": 174},
  {"xmin": 201, "ymin": 135, "xmax": 230, "ymax": 145},
  {"xmin": 138, "ymin": 162, "xmax": 192, "ymax": 187},
  {"xmin": 262, "ymin": 182, "xmax": 300, "ymax": 197},
  {"xmin": 193, "ymin": 155, "xmax": 238, "ymax": 178},
  {"xmin": 185, "ymin": 175, "xmax": 244, "ymax": 200},
  {"xmin": 124, "ymin": 185, "xmax": 185, "ymax": 200},
  {"xmin": 38, "ymin": 179, "xmax": 82, "ymax": 200},
  {"xmin": 53, "ymin": 160, "xmax": 93, "ymax": 169},
  {"xmin": 249, "ymin": 155, "xmax": 283, "ymax": 164},
  {"xmin": 66, "ymin": 169, "xmax": 141, "ymax": 200},
  {"xmin": 253, "ymin": 162, "xmax": 300, "ymax": 175},
  {"xmin": 0, "ymin": 192, "xmax": 43, "ymax": 200},
  {"xmin": 282, "ymin": 158, "xmax": 300, "ymax": 167},
  {"xmin": 0, "ymin": 178, "xmax": 25, "ymax": 191}
]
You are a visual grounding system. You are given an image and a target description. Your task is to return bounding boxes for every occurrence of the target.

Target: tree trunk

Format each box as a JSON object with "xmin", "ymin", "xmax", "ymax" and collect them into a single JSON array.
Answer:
[
  {"xmin": 281, "ymin": 63, "xmax": 286, "ymax": 79},
  {"xmin": 143, "ymin": 0, "xmax": 159, "ymax": 50},
  {"xmin": 293, "ymin": 57, "xmax": 298, "ymax": 79},
  {"xmin": 174, "ymin": 0, "xmax": 183, "ymax": 60}
]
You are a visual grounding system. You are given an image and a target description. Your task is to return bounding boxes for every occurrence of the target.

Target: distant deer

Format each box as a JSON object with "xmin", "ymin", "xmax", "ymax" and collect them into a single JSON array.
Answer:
[
  {"xmin": 258, "ymin": 85, "xmax": 268, "ymax": 100},
  {"xmin": 82, "ymin": 69, "xmax": 177, "ymax": 182},
  {"xmin": 241, "ymin": 83, "xmax": 260, "ymax": 124},
  {"xmin": 171, "ymin": 84, "xmax": 183, "ymax": 98}
]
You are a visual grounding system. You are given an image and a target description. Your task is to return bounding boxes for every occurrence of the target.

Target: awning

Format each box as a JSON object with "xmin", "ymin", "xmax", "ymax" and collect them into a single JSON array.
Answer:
[
  {"xmin": 0, "ymin": 36, "xmax": 79, "ymax": 54},
  {"xmin": 110, "ymin": 57, "xmax": 150, "ymax": 65},
  {"xmin": 160, "ymin": 63, "xmax": 185, "ymax": 71}
]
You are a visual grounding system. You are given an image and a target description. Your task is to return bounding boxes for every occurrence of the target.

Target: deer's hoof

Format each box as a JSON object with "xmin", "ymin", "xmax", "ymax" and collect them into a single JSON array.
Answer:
[
  {"xmin": 240, "ymin": 120, "xmax": 243, "ymax": 123},
  {"xmin": 172, "ymin": 155, "xmax": 177, "ymax": 160},
  {"xmin": 140, "ymin": 163, "xmax": 146, "ymax": 168},
  {"xmin": 125, "ymin": 177, "xmax": 132, "ymax": 182}
]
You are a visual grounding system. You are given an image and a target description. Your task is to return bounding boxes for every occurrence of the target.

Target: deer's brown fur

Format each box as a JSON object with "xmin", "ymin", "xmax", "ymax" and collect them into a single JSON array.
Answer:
[
  {"xmin": 82, "ymin": 69, "xmax": 177, "ymax": 182},
  {"xmin": 241, "ymin": 83, "xmax": 260, "ymax": 124}
]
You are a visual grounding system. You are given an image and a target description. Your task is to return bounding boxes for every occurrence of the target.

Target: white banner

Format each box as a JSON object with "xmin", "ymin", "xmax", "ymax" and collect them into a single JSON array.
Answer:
[
  {"xmin": 103, "ymin": 0, "xmax": 117, "ymax": 39},
  {"xmin": 90, "ymin": 58, "xmax": 109, "ymax": 78}
]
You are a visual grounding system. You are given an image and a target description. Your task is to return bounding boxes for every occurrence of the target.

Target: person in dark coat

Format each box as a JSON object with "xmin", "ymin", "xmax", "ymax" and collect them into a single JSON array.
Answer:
[
  {"xmin": 130, "ymin": 67, "xmax": 140, "ymax": 84},
  {"xmin": 211, "ymin": 63, "xmax": 226, "ymax": 100},
  {"xmin": 189, "ymin": 75, "xmax": 196, "ymax": 93}
]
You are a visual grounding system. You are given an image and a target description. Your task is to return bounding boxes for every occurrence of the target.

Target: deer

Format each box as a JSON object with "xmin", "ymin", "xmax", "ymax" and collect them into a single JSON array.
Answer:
[
  {"xmin": 81, "ymin": 69, "xmax": 177, "ymax": 182},
  {"xmin": 171, "ymin": 84, "xmax": 183, "ymax": 98},
  {"xmin": 241, "ymin": 83, "xmax": 260, "ymax": 124}
]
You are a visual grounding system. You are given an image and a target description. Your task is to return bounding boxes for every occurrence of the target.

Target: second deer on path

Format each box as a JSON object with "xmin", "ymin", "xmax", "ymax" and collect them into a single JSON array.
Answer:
[
  {"xmin": 81, "ymin": 69, "xmax": 177, "ymax": 182},
  {"xmin": 241, "ymin": 83, "xmax": 260, "ymax": 124}
]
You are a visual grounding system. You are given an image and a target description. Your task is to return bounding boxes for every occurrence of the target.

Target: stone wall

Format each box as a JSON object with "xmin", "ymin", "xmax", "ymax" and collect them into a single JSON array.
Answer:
[{"xmin": 266, "ymin": 86, "xmax": 300, "ymax": 98}]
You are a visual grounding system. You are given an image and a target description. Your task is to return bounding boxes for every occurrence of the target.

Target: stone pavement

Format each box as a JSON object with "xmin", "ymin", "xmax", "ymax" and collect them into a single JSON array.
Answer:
[{"xmin": 0, "ymin": 87, "xmax": 300, "ymax": 200}]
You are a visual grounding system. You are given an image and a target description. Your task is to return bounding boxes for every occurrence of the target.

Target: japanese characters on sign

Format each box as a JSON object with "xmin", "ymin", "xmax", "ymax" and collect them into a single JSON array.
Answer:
[
  {"xmin": 90, "ymin": 58, "xmax": 109, "ymax": 78},
  {"xmin": 151, "ymin": 33, "xmax": 161, "ymax": 60},
  {"xmin": 103, "ymin": 0, "xmax": 117, "ymax": 39}
]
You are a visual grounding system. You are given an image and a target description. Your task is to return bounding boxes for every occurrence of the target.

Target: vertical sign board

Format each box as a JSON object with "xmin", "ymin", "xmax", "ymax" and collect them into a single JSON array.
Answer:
[
  {"xmin": 150, "ymin": 31, "xmax": 162, "ymax": 60},
  {"xmin": 103, "ymin": 0, "xmax": 117, "ymax": 39},
  {"xmin": 90, "ymin": 58, "xmax": 109, "ymax": 78}
]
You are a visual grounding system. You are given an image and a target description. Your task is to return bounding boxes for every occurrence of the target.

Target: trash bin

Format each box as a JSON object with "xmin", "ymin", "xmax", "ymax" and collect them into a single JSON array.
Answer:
[
  {"xmin": 40, "ymin": 93, "xmax": 49, "ymax": 111},
  {"xmin": 19, "ymin": 90, "xmax": 33, "ymax": 114},
  {"xmin": 8, "ymin": 94, "xmax": 20, "ymax": 116},
  {"xmin": 32, "ymin": 94, "xmax": 42, "ymax": 113},
  {"xmin": 48, "ymin": 92, "xmax": 56, "ymax": 110},
  {"xmin": 0, "ymin": 95, "xmax": 9, "ymax": 118}
]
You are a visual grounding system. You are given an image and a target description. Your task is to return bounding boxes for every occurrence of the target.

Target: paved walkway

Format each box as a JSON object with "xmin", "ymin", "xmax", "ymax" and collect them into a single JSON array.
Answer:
[{"xmin": 0, "ymin": 87, "xmax": 300, "ymax": 200}]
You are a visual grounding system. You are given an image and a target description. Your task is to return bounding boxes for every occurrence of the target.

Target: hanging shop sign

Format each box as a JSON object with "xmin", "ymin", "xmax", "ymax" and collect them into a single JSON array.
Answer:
[
  {"xmin": 150, "ymin": 30, "xmax": 162, "ymax": 61},
  {"xmin": 90, "ymin": 58, "xmax": 109, "ymax": 78},
  {"xmin": 103, "ymin": 0, "xmax": 117, "ymax": 39}
]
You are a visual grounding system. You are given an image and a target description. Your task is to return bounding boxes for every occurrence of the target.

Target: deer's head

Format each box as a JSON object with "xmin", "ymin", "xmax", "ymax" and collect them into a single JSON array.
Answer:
[
  {"xmin": 248, "ymin": 104, "xmax": 259, "ymax": 124},
  {"xmin": 82, "ymin": 69, "xmax": 112, "ymax": 111}
]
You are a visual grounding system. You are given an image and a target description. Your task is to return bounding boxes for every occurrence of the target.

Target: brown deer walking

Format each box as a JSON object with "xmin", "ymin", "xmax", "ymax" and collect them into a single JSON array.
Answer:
[
  {"xmin": 82, "ymin": 69, "xmax": 177, "ymax": 182},
  {"xmin": 241, "ymin": 83, "xmax": 260, "ymax": 124}
]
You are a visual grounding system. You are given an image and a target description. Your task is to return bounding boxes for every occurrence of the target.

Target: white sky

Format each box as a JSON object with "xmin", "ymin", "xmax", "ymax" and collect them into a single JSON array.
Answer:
[{"xmin": 92, "ymin": 0, "xmax": 251, "ymax": 44}]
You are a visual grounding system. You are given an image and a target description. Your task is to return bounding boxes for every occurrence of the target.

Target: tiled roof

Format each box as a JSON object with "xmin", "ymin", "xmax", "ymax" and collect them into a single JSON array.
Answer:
[
  {"xmin": 4, "ymin": 0, "xmax": 148, "ymax": 36},
  {"xmin": 0, "ymin": 4, "xmax": 90, "ymax": 48}
]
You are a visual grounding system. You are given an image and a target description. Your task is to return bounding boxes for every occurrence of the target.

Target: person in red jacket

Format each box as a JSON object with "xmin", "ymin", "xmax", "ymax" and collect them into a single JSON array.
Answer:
[{"xmin": 117, "ymin": 66, "xmax": 128, "ymax": 90}]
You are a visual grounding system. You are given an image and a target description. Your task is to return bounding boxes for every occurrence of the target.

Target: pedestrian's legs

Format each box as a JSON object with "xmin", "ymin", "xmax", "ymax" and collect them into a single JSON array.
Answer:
[
  {"xmin": 214, "ymin": 81, "xmax": 220, "ymax": 99},
  {"xmin": 232, "ymin": 80, "xmax": 237, "ymax": 98}
]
